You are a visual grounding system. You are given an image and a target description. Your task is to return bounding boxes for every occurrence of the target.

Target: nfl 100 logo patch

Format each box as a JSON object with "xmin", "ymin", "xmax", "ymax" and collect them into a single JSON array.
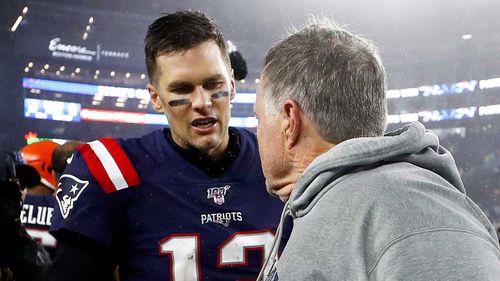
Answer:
[{"xmin": 207, "ymin": 185, "xmax": 231, "ymax": 205}]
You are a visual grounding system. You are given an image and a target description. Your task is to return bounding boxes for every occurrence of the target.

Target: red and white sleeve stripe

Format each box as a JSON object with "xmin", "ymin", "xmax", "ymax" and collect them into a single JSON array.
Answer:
[{"xmin": 78, "ymin": 137, "xmax": 141, "ymax": 193}]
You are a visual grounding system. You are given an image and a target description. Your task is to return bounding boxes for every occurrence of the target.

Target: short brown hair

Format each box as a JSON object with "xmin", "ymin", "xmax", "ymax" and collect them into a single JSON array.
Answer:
[{"xmin": 144, "ymin": 11, "xmax": 230, "ymax": 83}]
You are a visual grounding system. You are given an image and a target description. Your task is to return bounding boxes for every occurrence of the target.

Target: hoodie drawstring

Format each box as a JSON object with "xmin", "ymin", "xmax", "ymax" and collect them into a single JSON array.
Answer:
[{"xmin": 257, "ymin": 200, "xmax": 291, "ymax": 281}]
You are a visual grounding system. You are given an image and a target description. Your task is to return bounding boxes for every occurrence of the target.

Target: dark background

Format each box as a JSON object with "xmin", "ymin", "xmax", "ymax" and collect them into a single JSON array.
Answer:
[{"xmin": 1, "ymin": 0, "xmax": 499, "ymax": 224}]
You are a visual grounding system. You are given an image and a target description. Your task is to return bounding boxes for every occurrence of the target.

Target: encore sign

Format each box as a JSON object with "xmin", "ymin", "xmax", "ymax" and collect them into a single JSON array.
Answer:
[{"xmin": 48, "ymin": 38, "xmax": 129, "ymax": 62}]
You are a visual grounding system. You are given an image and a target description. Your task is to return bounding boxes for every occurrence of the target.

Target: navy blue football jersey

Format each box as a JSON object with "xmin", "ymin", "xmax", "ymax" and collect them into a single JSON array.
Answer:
[
  {"xmin": 50, "ymin": 127, "xmax": 285, "ymax": 281},
  {"xmin": 20, "ymin": 194, "xmax": 57, "ymax": 255}
]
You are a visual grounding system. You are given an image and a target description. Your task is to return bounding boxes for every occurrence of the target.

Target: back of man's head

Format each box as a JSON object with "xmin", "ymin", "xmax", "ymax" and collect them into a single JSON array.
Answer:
[
  {"xmin": 261, "ymin": 17, "xmax": 387, "ymax": 144},
  {"xmin": 15, "ymin": 164, "xmax": 41, "ymax": 190},
  {"xmin": 144, "ymin": 10, "xmax": 229, "ymax": 83}
]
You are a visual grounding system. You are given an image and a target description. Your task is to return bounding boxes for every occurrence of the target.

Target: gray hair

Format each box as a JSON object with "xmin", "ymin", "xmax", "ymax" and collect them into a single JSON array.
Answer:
[{"xmin": 261, "ymin": 17, "xmax": 387, "ymax": 143}]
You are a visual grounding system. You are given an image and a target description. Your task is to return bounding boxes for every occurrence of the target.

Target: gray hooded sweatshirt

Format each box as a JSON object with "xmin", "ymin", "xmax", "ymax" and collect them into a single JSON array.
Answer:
[{"xmin": 262, "ymin": 122, "xmax": 500, "ymax": 281}]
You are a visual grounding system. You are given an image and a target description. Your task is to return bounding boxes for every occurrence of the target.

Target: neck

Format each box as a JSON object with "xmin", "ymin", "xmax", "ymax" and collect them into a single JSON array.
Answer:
[
  {"xmin": 281, "ymin": 127, "xmax": 335, "ymax": 201},
  {"xmin": 27, "ymin": 184, "xmax": 54, "ymax": 196},
  {"xmin": 164, "ymin": 128, "xmax": 240, "ymax": 178}
]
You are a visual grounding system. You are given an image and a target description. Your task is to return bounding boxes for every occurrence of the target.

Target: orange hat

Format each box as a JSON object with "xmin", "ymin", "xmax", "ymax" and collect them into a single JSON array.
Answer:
[{"xmin": 20, "ymin": 140, "xmax": 59, "ymax": 190}]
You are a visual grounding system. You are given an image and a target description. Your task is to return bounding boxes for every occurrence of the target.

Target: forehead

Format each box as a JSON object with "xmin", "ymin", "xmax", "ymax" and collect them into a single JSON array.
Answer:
[{"xmin": 155, "ymin": 41, "xmax": 230, "ymax": 84}]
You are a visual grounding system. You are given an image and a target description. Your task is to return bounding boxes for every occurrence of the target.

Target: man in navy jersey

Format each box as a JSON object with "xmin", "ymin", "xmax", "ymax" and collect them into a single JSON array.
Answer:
[
  {"xmin": 17, "ymin": 164, "xmax": 57, "ymax": 257},
  {"xmin": 49, "ymin": 11, "xmax": 286, "ymax": 281}
]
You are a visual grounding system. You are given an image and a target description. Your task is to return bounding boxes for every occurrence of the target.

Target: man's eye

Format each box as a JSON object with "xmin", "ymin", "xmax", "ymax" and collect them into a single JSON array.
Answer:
[
  {"xmin": 204, "ymin": 81, "xmax": 224, "ymax": 90},
  {"xmin": 172, "ymin": 85, "xmax": 194, "ymax": 93}
]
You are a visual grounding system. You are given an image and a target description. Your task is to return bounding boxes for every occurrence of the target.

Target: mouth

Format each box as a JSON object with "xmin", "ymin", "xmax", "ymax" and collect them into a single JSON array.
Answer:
[{"xmin": 191, "ymin": 117, "xmax": 218, "ymax": 130}]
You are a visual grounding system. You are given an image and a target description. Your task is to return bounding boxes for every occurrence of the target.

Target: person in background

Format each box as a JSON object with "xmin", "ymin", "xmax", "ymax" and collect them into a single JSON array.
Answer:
[
  {"xmin": 16, "ymin": 163, "xmax": 57, "ymax": 258},
  {"xmin": 0, "ymin": 151, "xmax": 51, "ymax": 281},
  {"xmin": 255, "ymin": 16, "xmax": 500, "ymax": 280},
  {"xmin": 49, "ymin": 10, "xmax": 285, "ymax": 281},
  {"xmin": 17, "ymin": 140, "xmax": 60, "ymax": 257},
  {"xmin": 20, "ymin": 140, "xmax": 59, "ymax": 195}
]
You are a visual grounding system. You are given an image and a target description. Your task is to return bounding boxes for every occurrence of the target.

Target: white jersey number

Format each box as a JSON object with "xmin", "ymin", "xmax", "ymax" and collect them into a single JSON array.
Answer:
[{"xmin": 158, "ymin": 230, "xmax": 274, "ymax": 281}]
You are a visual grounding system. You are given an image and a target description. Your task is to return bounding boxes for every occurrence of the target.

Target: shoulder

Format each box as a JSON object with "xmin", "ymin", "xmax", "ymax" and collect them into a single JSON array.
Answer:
[
  {"xmin": 23, "ymin": 194, "xmax": 55, "ymax": 206},
  {"xmin": 230, "ymin": 126, "xmax": 258, "ymax": 152},
  {"xmin": 75, "ymin": 137, "xmax": 141, "ymax": 194},
  {"xmin": 231, "ymin": 126, "xmax": 256, "ymax": 140}
]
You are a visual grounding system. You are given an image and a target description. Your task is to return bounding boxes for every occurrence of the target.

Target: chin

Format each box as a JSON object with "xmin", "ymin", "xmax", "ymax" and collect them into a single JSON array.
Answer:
[
  {"xmin": 278, "ymin": 195, "xmax": 290, "ymax": 202},
  {"xmin": 265, "ymin": 180, "xmax": 291, "ymax": 202},
  {"xmin": 191, "ymin": 135, "xmax": 223, "ymax": 153}
]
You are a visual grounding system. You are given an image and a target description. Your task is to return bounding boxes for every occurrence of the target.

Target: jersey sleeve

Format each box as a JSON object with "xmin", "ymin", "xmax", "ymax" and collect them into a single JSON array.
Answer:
[{"xmin": 49, "ymin": 138, "xmax": 141, "ymax": 250}]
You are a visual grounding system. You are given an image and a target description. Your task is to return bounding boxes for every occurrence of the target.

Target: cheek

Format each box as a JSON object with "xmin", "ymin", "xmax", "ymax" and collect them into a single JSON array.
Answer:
[
  {"xmin": 164, "ymin": 107, "xmax": 187, "ymax": 126},
  {"xmin": 257, "ymin": 129, "xmax": 280, "ymax": 176}
]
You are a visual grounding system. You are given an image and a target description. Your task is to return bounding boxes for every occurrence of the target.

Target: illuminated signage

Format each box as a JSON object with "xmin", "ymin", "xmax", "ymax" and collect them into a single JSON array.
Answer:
[
  {"xmin": 49, "ymin": 38, "xmax": 96, "ymax": 61},
  {"xmin": 478, "ymin": 104, "xmax": 500, "ymax": 116},
  {"xmin": 420, "ymin": 80, "xmax": 477, "ymax": 97},
  {"xmin": 386, "ymin": 78, "xmax": 492, "ymax": 99},
  {"xmin": 418, "ymin": 107, "xmax": 476, "ymax": 122},
  {"xmin": 479, "ymin": 77, "xmax": 500, "ymax": 90},
  {"xmin": 388, "ymin": 106, "xmax": 479, "ymax": 124},
  {"xmin": 48, "ymin": 37, "xmax": 129, "ymax": 62},
  {"xmin": 24, "ymin": 98, "xmax": 81, "ymax": 122}
]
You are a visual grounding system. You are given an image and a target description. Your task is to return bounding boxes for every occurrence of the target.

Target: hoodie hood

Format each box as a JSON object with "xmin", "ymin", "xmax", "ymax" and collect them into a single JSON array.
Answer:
[{"xmin": 289, "ymin": 121, "xmax": 465, "ymax": 219}]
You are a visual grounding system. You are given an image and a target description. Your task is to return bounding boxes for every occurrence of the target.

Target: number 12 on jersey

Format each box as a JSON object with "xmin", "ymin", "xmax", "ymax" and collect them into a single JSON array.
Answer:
[{"xmin": 159, "ymin": 230, "xmax": 275, "ymax": 281}]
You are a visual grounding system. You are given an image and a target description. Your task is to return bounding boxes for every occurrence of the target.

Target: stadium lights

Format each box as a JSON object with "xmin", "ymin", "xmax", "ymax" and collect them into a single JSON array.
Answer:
[
  {"xmin": 125, "ymin": 72, "xmax": 131, "ymax": 78},
  {"xmin": 28, "ymin": 62, "xmax": 33, "ymax": 68},
  {"xmin": 83, "ymin": 32, "xmax": 88, "ymax": 40},
  {"xmin": 95, "ymin": 70, "xmax": 100, "ymax": 75},
  {"xmin": 10, "ymin": 16, "xmax": 23, "ymax": 32},
  {"xmin": 75, "ymin": 68, "xmax": 81, "ymax": 73},
  {"xmin": 141, "ymin": 74, "xmax": 146, "ymax": 79},
  {"xmin": 44, "ymin": 64, "xmax": 49, "ymax": 70},
  {"xmin": 110, "ymin": 71, "xmax": 116, "ymax": 77},
  {"xmin": 56, "ymin": 71, "xmax": 60, "ymax": 76},
  {"xmin": 240, "ymin": 79, "xmax": 246, "ymax": 84},
  {"xmin": 24, "ymin": 67, "xmax": 29, "ymax": 72},
  {"xmin": 60, "ymin": 66, "xmax": 65, "ymax": 71},
  {"xmin": 40, "ymin": 69, "xmax": 45, "ymax": 74},
  {"xmin": 462, "ymin": 34, "xmax": 472, "ymax": 40},
  {"xmin": 89, "ymin": 17, "xmax": 94, "ymax": 24},
  {"xmin": 11, "ymin": 7, "xmax": 29, "ymax": 32},
  {"xmin": 255, "ymin": 78, "xmax": 260, "ymax": 84}
]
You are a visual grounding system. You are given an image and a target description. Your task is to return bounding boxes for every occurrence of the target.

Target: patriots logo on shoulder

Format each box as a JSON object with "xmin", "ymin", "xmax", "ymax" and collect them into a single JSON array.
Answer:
[
  {"xmin": 55, "ymin": 174, "xmax": 89, "ymax": 219},
  {"xmin": 207, "ymin": 185, "xmax": 230, "ymax": 205}
]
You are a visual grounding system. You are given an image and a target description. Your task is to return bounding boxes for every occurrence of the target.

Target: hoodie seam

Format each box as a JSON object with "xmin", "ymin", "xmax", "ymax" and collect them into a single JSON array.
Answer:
[
  {"xmin": 367, "ymin": 227, "xmax": 500, "ymax": 277},
  {"xmin": 379, "ymin": 170, "xmax": 417, "ymax": 229}
]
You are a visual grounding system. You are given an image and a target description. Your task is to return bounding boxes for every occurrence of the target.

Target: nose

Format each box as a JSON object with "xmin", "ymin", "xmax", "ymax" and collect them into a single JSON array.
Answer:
[{"xmin": 191, "ymin": 86, "xmax": 212, "ymax": 111}]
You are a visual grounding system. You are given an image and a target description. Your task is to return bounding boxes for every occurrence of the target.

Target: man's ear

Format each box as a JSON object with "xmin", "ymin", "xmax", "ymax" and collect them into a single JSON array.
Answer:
[
  {"xmin": 282, "ymin": 99, "xmax": 301, "ymax": 150},
  {"xmin": 147, "ymin": 84, "xmax": 163, "ymax": 112}
]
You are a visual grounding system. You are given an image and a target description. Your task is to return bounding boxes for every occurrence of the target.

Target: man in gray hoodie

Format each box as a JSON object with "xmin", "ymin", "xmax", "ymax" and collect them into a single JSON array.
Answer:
[{"xmin": 254, "ymin": 17, "xmax": 500, "ymax": 281}]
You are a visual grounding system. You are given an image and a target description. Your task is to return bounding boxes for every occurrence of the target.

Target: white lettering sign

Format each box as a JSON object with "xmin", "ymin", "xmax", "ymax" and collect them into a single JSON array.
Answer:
[{"xmin": 49, "ymin": 38, "xmax": 96, "ymax": 55}]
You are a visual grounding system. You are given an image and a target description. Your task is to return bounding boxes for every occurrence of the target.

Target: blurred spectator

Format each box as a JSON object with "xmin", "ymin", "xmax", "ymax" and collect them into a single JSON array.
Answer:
[
  {"xmin": 15, "ymin": 164, "xmax": 57, "ymax": 258},
  {"xmin": 228, "ymin": 40, "xmax": 248, "ymax": 80},
  {"xmin": 0, "ymin": 151, "xmax": 51, "ymax": 281},
  {"xmin": 15, "ymin": 164, "xmax": 41, "ymax": 191},
  {"xmin": 20, "ymin": 140, "xmax": 59, "ymax": 195}
]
